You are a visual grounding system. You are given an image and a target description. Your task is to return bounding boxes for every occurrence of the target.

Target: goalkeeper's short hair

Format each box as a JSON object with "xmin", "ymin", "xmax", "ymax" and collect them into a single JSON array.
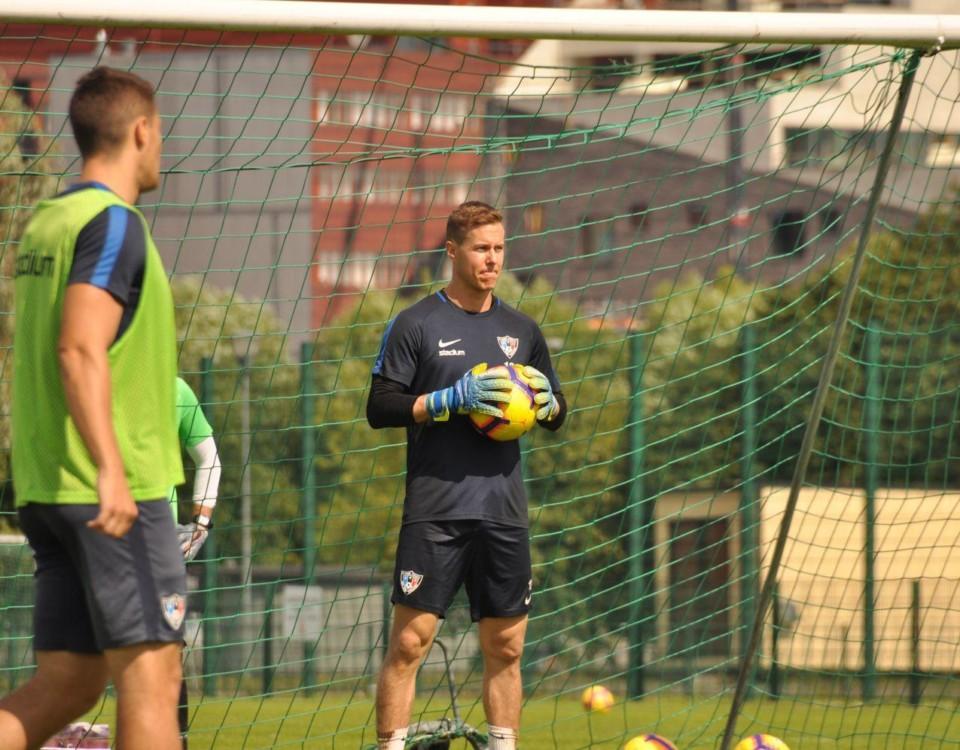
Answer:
[{"xmin": 446, "ymin": 201, "xmax": 503, "ymax": 245}]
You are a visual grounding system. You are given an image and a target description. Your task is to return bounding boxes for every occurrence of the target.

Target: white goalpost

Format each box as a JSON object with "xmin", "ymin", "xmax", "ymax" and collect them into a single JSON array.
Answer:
[{"xmin": 3, "ymin": 0, "xmax": 960, "ymax": 47}]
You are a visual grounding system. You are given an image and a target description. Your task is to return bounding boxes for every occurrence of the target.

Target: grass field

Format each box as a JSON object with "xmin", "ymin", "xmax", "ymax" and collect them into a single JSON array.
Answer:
[{"xmin": 72, "ymin": 691, "xmax": 960, "ymax": 749}]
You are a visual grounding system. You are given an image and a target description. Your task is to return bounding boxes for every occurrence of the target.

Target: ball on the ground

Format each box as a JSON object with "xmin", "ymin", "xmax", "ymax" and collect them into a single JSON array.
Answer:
[
  {"xmin": 624, "ymin": 733, "xmax": 678, "ymax": 750},
  {"xmin": 468, "ymin": 362, "xmax": 537, "ymax": 441},
  {"xmin": 735, "ymin": 734, "xmax": 790, "ymax": 750},
  {"xmin": 580, "ymin": 684, "xmax": 615, "ymax": 713},
  {"xmin": 42, "ymin": 722, "xmax": 110, "ymax": 749}
]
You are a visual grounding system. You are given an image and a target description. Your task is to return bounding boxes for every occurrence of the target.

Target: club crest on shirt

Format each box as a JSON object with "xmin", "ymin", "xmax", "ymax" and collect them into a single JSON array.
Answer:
[
  {"xmin": 161, "ymin": 593, "xmax": 186, "ymax": 630},
  {"xmin": 497, "ymin": 335, "xmax": 519, "ymax": 359},
  {"xmin": 399, "ymin": 570, "xmax": 424, "ymax": 595}
]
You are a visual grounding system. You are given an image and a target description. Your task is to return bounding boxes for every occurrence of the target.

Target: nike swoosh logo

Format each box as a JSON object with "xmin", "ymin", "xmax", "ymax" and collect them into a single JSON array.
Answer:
[{"xmin": 438, "ymin": 338, "xmax": 462, "ymax": 348}]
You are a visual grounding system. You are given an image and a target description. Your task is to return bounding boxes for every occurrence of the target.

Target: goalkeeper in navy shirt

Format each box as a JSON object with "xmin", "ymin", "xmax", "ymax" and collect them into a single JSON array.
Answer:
[{"xmin": 367, "ymin": 201, "xmax": 566, "ymax": 750}]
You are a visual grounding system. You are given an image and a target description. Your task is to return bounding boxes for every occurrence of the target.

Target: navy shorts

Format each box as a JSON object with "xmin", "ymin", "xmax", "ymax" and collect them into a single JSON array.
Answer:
[
  {"xmin": 391, "ymin": 519, "xmax": 532, "ymax": 621},
  {"xmin": 18, "ymin": 500, "xmax": 187, "ymax": 653}
]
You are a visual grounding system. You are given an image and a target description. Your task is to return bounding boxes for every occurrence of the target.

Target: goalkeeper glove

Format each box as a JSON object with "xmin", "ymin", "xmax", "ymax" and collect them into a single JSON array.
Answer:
[
  {"xmin": 177, "ymin": 516, "xmax": 211, "ymax": 562},
  {"xmin": 425, "ymin": 367, "xmax": 513, "ymax": 421},
  {"xmin": 523, "ymin": 365, "xmax": 560, "ymax": 422}
]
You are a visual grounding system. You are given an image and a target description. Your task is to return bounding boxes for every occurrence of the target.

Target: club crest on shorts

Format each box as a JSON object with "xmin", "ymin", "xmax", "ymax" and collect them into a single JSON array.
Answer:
[
  {"xmin": 497, "ymin": 335, "xmax": 519, "ymax": 359},
  {"xmin": 161, "ymin": 593, "xmax": 186, "ymax": 630},
  {"xmin": 399, "ymin": 570, "xmax": 424, "ymax": 595}
]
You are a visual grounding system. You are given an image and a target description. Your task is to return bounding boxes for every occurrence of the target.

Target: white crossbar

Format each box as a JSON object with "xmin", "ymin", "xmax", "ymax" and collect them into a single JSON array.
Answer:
[{"xmin": 3, "ymin": 0, "xmax": 960, "ymax": 50}]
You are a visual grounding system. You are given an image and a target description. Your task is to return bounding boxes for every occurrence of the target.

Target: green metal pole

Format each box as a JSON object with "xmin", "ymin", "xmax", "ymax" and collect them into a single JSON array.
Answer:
[
  {"xmin": 199, "ymin": 357, "xmax": 218, "ymax": 696},
  {"xmin": 300, "ymin": 342, "xmax": 317, "ymax": 693},
  {"xmin": 382, "ymin": 582, "xmax": 392, "ymax": 665},
  {"xmin": 863, "ymin": 324, "xmax": 880, "ymax": 701},
  {"xmin": 626, "ymin": 333, "xmax": 648, "ymax": 699},
  {"xmin": 4, "ymin": 596, "xmax": 14, "ymax": 690},
  {"xmin": 520, "ymin": 407, "xmax": 533, "ymax": 689},
  {"xmin": 262, "ymin": 581, "xmax": 276, "ymax": 695},
  {"xmin": 910, "ymin": 579, "xmax": 921, "ymax": 705},
  {"xmin": 769, "ymin": 581, "xmax": 781, "ymax": 700},
  {"xmin": 739, "ymin": 324, "xmax": 758, "ymax": 699}
]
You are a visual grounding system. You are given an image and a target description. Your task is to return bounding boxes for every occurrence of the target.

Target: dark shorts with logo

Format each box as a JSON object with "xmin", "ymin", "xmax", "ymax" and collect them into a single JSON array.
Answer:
[
  {"xmin": 391, "ymin": 519, "xmax": 532, "ymax": 622},
  {"xmin": 18, "ymin": 499, "xmax": 187, "ymax": 653}
]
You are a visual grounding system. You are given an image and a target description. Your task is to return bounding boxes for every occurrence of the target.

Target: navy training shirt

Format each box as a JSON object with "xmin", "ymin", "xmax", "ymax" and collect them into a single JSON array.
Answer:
[
  {"xmin": 64, "ymin": 182, "xmax": 147, "ymax": 342},
  {"xmin": 372, "ymin": 290, "xmax": 562, "ymax": 527}
]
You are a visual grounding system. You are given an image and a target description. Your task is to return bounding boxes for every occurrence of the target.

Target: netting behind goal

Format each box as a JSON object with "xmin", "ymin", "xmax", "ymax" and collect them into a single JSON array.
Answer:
[{"xmin": 2, "ymin": 14, "xmax": 960, "ymax": 750}]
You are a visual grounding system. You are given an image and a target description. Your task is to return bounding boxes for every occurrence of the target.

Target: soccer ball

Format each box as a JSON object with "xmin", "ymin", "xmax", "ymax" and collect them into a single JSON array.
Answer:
[
  {"xmin": 468, "ymin": 362, "xmax": 538, "ymax": 441},
  {"xmin": 580, "ymin": 684, "xmax": 615, "ymax": 713},
  {"xmin": 624, "ymin": 733, "xmax": 678, "ymax": 750},
  {"xmin": 42, "ymin": 722, "xmax": 111, "ymax": 749},
  {"xmin": 734, "ymin": 734, "xmax": 790, "ymax": 750}
]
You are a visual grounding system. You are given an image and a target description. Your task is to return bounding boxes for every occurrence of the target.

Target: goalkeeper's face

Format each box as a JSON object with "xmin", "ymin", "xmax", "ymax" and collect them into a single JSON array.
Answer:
[{"xmin": 449, "ymin": 222, "xmax": 504, "ymax": 294}]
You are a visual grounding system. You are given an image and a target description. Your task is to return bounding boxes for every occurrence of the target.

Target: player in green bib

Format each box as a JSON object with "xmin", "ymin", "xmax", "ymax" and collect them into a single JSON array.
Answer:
[
  {"xmin": 49, "ymin": 378, "xmax": 221, "ymax": 750},
  {"xmin": 0, "ymin": 68, "xmax": 186, "ymax": 750}
]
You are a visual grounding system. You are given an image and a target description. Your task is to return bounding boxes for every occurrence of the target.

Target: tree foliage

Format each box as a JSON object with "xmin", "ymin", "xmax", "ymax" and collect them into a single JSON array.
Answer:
[
  {"xmin": 753, "ymin": 209, "xmax": 960, "ymax": 488},
  {"xmin": 640, "ymin": 268, "xmax": 758, "ymax": 494},
  {"xmin": 636, "ymin": 211, "xmax": 960, "ymax": 495},
  {"xmin": 173, "ymin": 276, "xmax": 303, "ymax": 566},
  {"xmin": 0, "ymin": 75, "xmax": 60, "ymax": 512}
]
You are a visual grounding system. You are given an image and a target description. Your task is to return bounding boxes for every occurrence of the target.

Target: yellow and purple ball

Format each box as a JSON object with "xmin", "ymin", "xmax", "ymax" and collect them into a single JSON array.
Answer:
[
  {"xmin": 468, "ymin": 362, "xmax": 538, "ymax": 441},
  {"xmin": 734, "ymin": 734, "xmax": 790, "ymax": 750},
  {"xmin": 624, "ymin": 733, "xmax": 678, "ymax": 750},
  {"xmin": 580, "ymin": 684, "xmax": 616, "ymax": 713}
]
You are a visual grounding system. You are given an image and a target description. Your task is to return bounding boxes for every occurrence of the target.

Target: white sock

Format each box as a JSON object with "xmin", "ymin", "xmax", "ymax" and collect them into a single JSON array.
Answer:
[
  {"xmin": 377, "ymin": 728, "xmax": 408, "ymax": 750},
  {"xmin": 488, "ymin": 724, "xmax": 518, "ymax": 750}
]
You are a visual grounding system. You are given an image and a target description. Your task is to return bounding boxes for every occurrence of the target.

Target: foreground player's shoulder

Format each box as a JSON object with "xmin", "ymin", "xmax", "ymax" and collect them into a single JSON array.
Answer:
[{"xmin": 68, "ymin": 203, "xmax": 147, "ymax": 300}]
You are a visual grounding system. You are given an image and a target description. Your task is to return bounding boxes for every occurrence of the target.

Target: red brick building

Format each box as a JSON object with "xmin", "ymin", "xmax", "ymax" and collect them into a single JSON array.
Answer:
[
  {"xmin": 310, "ymin": 44, "xmax": 502, "ymax": 323},
  {"xmin": 1, "ymin": 7, "xmax": 534, "ymax": 330}
]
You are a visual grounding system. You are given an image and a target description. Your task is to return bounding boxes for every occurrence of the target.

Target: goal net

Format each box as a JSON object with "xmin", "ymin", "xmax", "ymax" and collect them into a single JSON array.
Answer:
[{"xmin": 1, "ymin": 4, "xmax": 959, "ymax": 748}]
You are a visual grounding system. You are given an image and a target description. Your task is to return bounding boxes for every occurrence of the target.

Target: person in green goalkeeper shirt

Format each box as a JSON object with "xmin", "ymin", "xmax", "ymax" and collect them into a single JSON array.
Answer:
[
  {"xmin": 171, "ymin": 376, "xmax": 220, "ymax": 750},
  {"xmin": 170, "ymin": 376, "xmax": 221, "ymax": 562}
]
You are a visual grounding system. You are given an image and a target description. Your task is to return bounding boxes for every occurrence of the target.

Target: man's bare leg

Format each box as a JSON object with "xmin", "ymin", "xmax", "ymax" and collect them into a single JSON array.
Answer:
[
  {"xmin": 105, "ymin": 641, "xmax": 182, "ymax": 750},
  {"xmin": 479, "ymin": 615, "xmax": 528, "ymax": 750},
  {"xmin": 0, "ymin": 651, "xmax": 108, "ymax": 750},
  {"xmin": 375, "ymin": 605, "xmax": 438, "ymax": 749}
]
